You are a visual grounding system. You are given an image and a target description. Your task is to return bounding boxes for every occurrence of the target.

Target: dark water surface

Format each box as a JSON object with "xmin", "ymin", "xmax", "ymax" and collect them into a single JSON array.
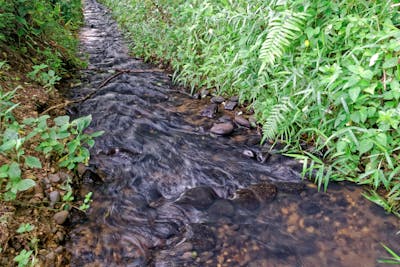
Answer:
[{"xmin": 67, "ymin": 0, "xmax": 400, "ymax": 266}]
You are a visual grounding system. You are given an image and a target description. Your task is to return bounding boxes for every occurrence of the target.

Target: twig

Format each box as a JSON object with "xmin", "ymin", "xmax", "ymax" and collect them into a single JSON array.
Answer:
[{"xmin": 40, "ymin": 68, "xmax": 163, "ymax": 115}]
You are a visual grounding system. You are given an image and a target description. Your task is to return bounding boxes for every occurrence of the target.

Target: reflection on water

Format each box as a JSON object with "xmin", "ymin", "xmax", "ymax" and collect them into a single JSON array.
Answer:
[{"xmin": 68, "ymin": 0, "xmax": 400, "ymax": 266}]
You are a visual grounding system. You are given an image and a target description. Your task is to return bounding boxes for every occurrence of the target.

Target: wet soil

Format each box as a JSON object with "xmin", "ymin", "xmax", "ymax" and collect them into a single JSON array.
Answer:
[{"xmin": 67, "ymin": 0, "xmax": 400, "ymax": 266}]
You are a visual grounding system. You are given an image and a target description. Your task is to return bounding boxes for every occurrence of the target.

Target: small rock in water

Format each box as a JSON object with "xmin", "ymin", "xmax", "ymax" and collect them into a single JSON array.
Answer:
[
  {"xmin": 233, "ymin": 188, "xmax": 260, "ymax": 210},
  {"xmin": 53, "ymin": 210, "xmax": 69, "ymax": 225},
  {"xmin": 207, "ymin": 199, "xmax": 235, "ymax": 218},
  {"xmin": 249, "ymin": 183, "xmax": 277, "ymax": 202},
  {"xmin": 181, "ymin": 251, "xmax": 194, "ymax": 260},
  {"xmin": 242, "ymin": 150, "xmax": 255, "ymax": 158},
  {"xmin": 224, "ymin": 101, "xmax": 237, "ymax": 111},
  {"xmin": 211, "ymin": 96, "xmax": 225, "ymax": 104},
  {"xmin": 210, "ymin": 122, "xmax": 234, "ymax": 135},
  {"xmin": 176, "ymin": 186, "xmax": 219, "ymax": 210},
  {"xmin": 234, "ymin": 115, "xmax": 250, "ymax": 128},
  {"xmin": 200, "ymin": 104, "xmax": 218, "ymax": 118}
]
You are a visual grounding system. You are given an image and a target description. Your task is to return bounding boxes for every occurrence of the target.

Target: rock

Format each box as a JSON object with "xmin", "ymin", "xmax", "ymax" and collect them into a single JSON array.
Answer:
[
  {"xmin": 218, "ymin": 115, "xmax": 232, "ymax": 123},
  {"xmin": 176, "ymin": 186, "xmax": 219, "ymax": 210},
  {"xmin": 188, "ymin": 224, "xmax": 216, "ymax": 252},
  {"xmin": 200, "ymin": 104, "xmax": 218, "ymax": 118},
  {"xmin": 210, "ymin": 122, "xmax": 234, "ymax": 135},
  {"xmin": 181, "ymin": 251, "xmax": 194, "ymax": 260},
  {"xmin": 211, "ymin": 96, "xmax": 225, "ymax": 104},
  {"xmin": 77, "ymin": 163, "xmax": 87, "ymax": 177},
  {"xmin": 229, "ymin": 96, "xmax": 239, "ymax": 102},
  {"xmin": 234, "ymin": 115, "xmax": 250, "ymax": 128},
  {"xmin": 242, "ymin": 150, "xmax": 255, "ymax": 158},
  {"xmin": 48, "ymin": 174, "xmax": 61, "ymax": 184},
  {"xmin": 233, "ymin": 188, "xmax": 260, "ymax": 211},
  {"xmin": 49, "ymin": 191, "xmax": 60, "ymax": 207},
  {"xmin": 274, "ymin": 181, "xmax": 305, "ymax": 193},
  {"xmin": 201, "ymin": 89, "xmax": 210, "ymax": 98},
  {"xmin": 249, "ymin": 183, "xmax": 277, "ymax": 202},
  {"xmin": 192, "ymin": 93, "xmax": 200, "ymax": 100},
  {"xmin": 207, "ymin": 199, "xmax": 235, "ymax": 218},
  {"xmin": 53, "ymin": 210, "xmax": 69, "ymax": 225},
  {"xmin": 224, "ymin": 101, "xmax": 237, "ymax": 111}
]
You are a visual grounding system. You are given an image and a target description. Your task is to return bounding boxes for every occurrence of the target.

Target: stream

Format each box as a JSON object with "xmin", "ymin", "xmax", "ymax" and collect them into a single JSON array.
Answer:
[{"xmin": 66, "ymin": 0, "xmax": 400, "ymax": 266}]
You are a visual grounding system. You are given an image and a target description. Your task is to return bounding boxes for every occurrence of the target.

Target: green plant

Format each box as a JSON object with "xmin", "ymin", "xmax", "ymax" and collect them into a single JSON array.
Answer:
[
  {"xmin": 27, "ymin": 64, "xmax": 61, "ymax": 90},
  {"xmin": 79, "ymin": 192, "xmax": 93, "ymax": 211},
  {"xmin": 379, "ymin": 243, "xmax": 400, "ymax": 265},
  {"xmin": 16, "ymin": 223, "xmax": 35, "ymax": 234},
  {"xmin": 100, "ymin": 0, "xmax": 400, "ymax": 214},
  {"xmin": 13, "ymin": 249, "xmax": 33, "ymax": 267}
]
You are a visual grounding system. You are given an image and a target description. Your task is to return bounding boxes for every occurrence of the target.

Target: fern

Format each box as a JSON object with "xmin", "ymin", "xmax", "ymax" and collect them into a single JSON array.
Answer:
[
  {"xmin": 262, "ymin": 96, "xmax": 294, "ymax": 142},
  {"xmin": 258, "ymin": 11, "xmax": 308, "ymax": 74}
]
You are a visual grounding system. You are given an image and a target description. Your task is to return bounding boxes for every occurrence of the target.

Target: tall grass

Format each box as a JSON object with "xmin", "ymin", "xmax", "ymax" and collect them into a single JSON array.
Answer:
[{"xmin": 101, "ymin": 0, "xmax": 400, "ymax": 214}]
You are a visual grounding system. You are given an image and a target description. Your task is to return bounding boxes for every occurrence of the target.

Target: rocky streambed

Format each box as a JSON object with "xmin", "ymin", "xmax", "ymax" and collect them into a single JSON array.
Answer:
[{"xmin": 65, "ymin": 0, "xmax": 400, "ymax": 266}]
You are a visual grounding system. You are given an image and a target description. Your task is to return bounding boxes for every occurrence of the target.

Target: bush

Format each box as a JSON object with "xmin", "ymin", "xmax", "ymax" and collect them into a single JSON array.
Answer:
[{"xmin": 101, "ymin": 0, "xmax": 400, "ymax": 214}]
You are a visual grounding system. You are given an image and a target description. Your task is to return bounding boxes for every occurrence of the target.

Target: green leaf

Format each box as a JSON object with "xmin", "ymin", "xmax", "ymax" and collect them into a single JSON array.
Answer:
[
  {"xmin": 67, "ymin": 140, "xmax": 79, "ymax": 154},
  {"xmin": 54, "ymin": 116, "xmax": 70, "ymax": 126},
  {"xmin": 0, "ymin": 164, "xmax": 9, "ymax": 178},
  {"xmin": 14, "ymin": 179, "xmax": 36, "ymax": 192},
  {"xmin": 24, "ymin": 156, "xmax": 42, "ymax": 169},
  {"xmin": 72, "ymin": 115, "xmax": 92, "ymax": 132},
  {"xmin": 8, "ymin": 162, "xmax": 21, "ymax": 180},
  {"xmin": 359, "ymin": 139, "xmax": 373, "ymax": 155},
  {"xmin": 348, "ymin": 87, "xmax": 361, "ymax": 102},
  {"xmin": 0, "ymin": 139, "xmax": 17, "ymax": 152},
  {"xmin": 382, "ymin": 57, "xmax": 398, "ymax": 69},
  {"xmin": 90, "ymin": 130, "xmax": 104, "ymax": 138}
]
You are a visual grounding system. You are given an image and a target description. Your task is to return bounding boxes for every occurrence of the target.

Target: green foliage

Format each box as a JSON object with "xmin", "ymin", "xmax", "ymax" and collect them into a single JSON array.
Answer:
[
  {"xmin": 13, "ymin": 249, "xmax": 34, "ymax": 267},
  {"xmin": 0, "ymin": 0, "xmax": 84, "ymax": 76},
  {"xmin": 101, "ymin": 0, "xmax": 400, "ymax": 214},
  {"xmin": 16, "ymin": 223, "xmax": 35, "ymax": 234},
  {"xmin": 27, "ymin": 64, "xmax": 61, "ymax": 91},
  {"xmin": 79, "ymin": 192, "xmax": 93, "ymax": 211},
  {"xmin": 0, "ymin": 89, "xmax": 103, "ymax": 200},
  {"xmin": 379, "ymin": 243, "xmax": 400, "ymax": 265}
]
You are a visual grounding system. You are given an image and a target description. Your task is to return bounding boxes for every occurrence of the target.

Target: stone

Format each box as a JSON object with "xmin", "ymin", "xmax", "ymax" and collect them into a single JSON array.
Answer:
[
  {"xmin": 48, "ymin": 173, "xmax": 61, "ymax": 184},
  {"xmin": 229, "ymin": 96, "xmax": 239, "ymax": 102},
  {"xmin": 218, "ymin": 115, "xmax": 232, "ymax": 123},
  {"xmin": 224, "ymin": 101, "xmax": 237, "ymax": 111},
  {"xmin": 211, "ymin": 96, "xmax": 225, "ymax": 104},
  {"xmin": 201, "ymin": 89, "xmax": 210, "ymax": 98},
  {"xmin": 53, "ymin": 210, "xmax": 69, "ymax": 225},
  {"xmin": 210, "ymin": 122, "xmax": 234, "ymax": 135},
  {"xmin": 242, "ymin": 150, "xmax": 255, "ymax": 158},
  {"xmin": 49, "ymin": 191, "xmax": 60, "ymax": 207},
  {"xmin": 200, "ymin": 104, "xmax": 218, "ymax": 118},
  {"xmin": 176, "ymin": 186, "xmax": 219, "ymax": 210},
  {"xmin": 248, "ymin": 116, "xmax": 257, "ymax": 128},
  {"xmin": 192, "ymin": 93, "xmax": 200, "ymax": 100},
  {"xmin": 182, "ymin": 251, "xmax": 194, "ymax": 260},
  {"xmin": 208, "ymin": 199, "xmax": 235, "ymax": 218},
  {"xmin": 234, "ymin": 115, "xmax": 250, "ymax": 128},
  {"xmin": 233, "ymin": 189, "xmax": 260, "ymax": 211},
  {"xmin": 249, "ymin": 183, "xmax": 277, "ymax": 202}
]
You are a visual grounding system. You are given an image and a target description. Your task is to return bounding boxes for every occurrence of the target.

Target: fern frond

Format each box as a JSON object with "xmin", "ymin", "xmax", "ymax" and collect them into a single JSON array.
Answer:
[
  {"xmin": 262, "ymin": 96, "xmax": 294, "ymax": 141},
  {"xmin": 259, "ymin": 11, "xmax": 308, "ymax": 73}
]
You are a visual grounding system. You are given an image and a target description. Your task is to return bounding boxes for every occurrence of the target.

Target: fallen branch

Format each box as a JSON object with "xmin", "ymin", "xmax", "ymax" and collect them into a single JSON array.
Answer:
[{"xmin": 40, "ymin": 68, "xmax": 163, "ymax": 115}]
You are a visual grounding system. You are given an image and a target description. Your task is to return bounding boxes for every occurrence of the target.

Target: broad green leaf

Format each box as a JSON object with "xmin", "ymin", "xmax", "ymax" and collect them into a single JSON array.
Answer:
[
  {"xmin": 369, "ymin": 53, "xmax": 380, "ymax": 67},
  {"xmin": 14, "ymin": 179, "xmax": 36, "ymax": 192},
  {"xmin": 349, "ymin": 87, "xmax": 361, "ymax": 102},
  {"xmin": 54, "ymin": 116, "xmax": 70, "ymax": 126},
  {"xmin": 25, "ymin": 156, "xmax": 42, "ymax": 169},
  {"xmin": 72, "ymin": 115, "xmax": 92, "ymax": 132},
  {"xmin": 382, "ymin": 57, "xmax": 398, "ymax": 69},
  {"xmin": 0, "ymin": 139, "xmax": 16, "ymax": 152},
  {"xmin": 8, "ymin": 162, "xmax": 21, "ymax": 180},
  {"xmin": 359, "ymin": 139, "xmax": 373, "ymax": 155},
  {"xmin": 0, "ymin": 164, "xmax": 9, "ymax": 178},
  {"xmin": 67, "ymin": 140, "xmax": 79, "ymax": 154},
  {"xmin": 90, "ymin": 130, "xmax": 104, "ymax": 138}
]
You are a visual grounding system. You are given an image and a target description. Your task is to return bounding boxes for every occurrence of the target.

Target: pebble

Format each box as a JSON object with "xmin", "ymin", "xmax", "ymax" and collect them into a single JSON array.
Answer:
[
  {"xmin": 224, "ymin": 101, "xmax": 237, "ymax": 111},
  {"xmin": 201, "ymin": 89, "xmax": 210, "ymax": 98},
  {"xmin": 181, "ymin": 251, "xmax": 194, "ymax": 260},
  {"xmin": 229, "ymin": 96, "xmax": 239, "ymax": 102},
  {"xmin": 49, "ymin": 173, "xmax": 61, "ymax": 184},
  {"xmin": 200, "ymin": 104, "xmax": 218, "ymax": 118},
  {"xmin": 234, "ymin": 115, "xmax": 250, "ymax": 128},
  {"xmin": 211, "ymin": 96, "xmax": 225, "ymax": 104},
  {"xmin": 249, "ymin": 183, "xmax": 277, "ymax": 202},
  {"xmin": 242, "ymin": 150, "xmax": 255, "ymax": 158},
  {"xmin": 53, "ymin": 210, "xmax": 69, "ymax": 225},
  {"xmin": 192, "ymin": 93, "xmax": 200, "ymax": 99},
  {"xmin": 248, "ymin": 116, "xmax": 257, "ymax": 127},
  {"xmin": 49, "ymin": 191, "xmax": 60, "ymax": 207},
  {"xmin": 210, "ymin": 122, "xmax": 234, "ymax": 135}
]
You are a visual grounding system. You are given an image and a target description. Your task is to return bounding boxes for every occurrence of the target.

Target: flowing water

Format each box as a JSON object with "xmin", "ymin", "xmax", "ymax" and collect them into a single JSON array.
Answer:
[{"xmin": 67, "ymin": 0, "xmax": 400, "ymax": 266}]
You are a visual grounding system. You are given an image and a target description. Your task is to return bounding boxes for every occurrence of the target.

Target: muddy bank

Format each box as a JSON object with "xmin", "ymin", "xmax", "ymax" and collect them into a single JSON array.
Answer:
[{"xmin": 66, "ymin": 0, "xmax": 400, "ymax": 266}]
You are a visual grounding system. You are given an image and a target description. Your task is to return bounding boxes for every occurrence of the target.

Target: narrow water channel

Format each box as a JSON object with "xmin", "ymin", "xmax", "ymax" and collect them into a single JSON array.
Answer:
[{"xmin": 67, "ymin": 0, "xmax": 400, "ymax": 266}]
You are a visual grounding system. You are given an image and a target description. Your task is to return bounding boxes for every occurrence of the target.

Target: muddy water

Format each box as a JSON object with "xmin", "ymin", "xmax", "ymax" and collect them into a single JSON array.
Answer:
[{"xmin": 67, "ymin": 0, "xmax": 400, "ymax": 266}]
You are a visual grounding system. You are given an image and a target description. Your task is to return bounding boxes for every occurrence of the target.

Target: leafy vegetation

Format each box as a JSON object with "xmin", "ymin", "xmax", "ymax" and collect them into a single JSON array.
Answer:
[
  {"xmin": 100, "ymin": 0, "xmax": 400, "ymax": 214},
  {"xmin": 0, "ymin": 0, "xmax": 84, "ymax": 78}
]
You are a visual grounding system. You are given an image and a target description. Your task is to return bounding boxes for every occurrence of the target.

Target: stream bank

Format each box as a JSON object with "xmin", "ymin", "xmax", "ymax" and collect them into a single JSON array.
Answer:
[{"xmin": 65, "ymin": 0, "xmax": 400, "ymax": 266}]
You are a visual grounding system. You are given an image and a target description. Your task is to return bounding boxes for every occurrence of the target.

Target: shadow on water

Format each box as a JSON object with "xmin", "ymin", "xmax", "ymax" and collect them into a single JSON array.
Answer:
[{"xmin": 67, "ymin": 0, "xmax": 400, "ymax": 266}]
